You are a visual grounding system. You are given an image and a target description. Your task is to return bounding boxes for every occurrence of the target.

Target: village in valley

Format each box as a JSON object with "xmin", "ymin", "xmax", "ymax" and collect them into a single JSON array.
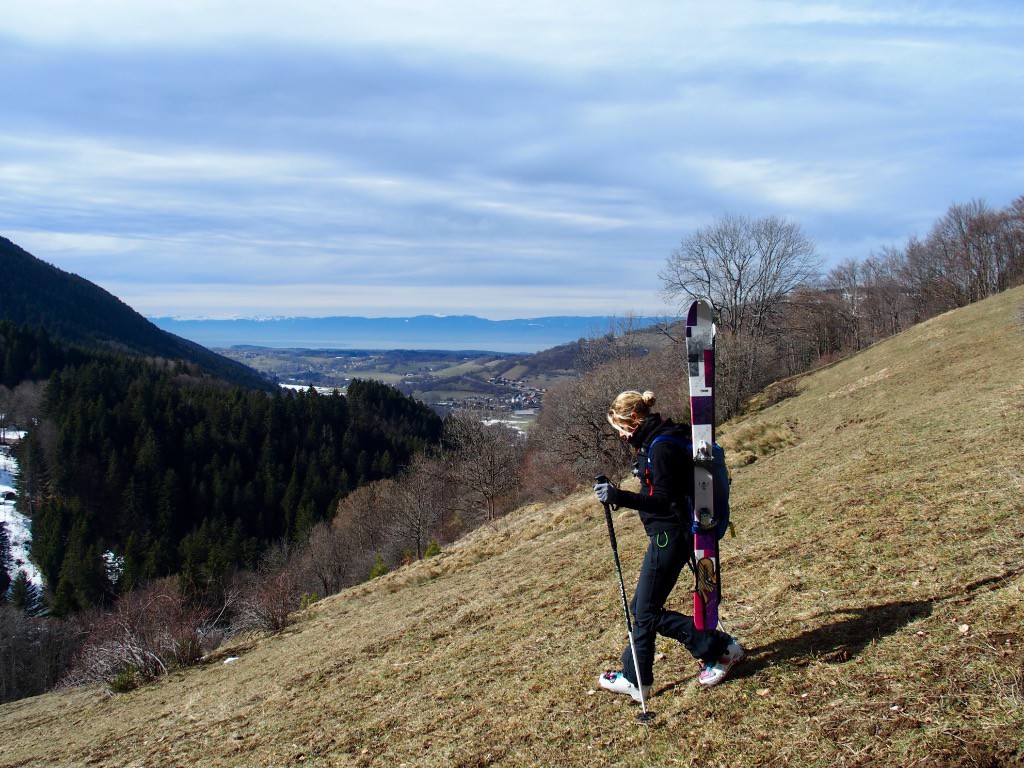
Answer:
[{"xmin": 219, "ymin": 346, "xmax": 567, "ymax": 424}]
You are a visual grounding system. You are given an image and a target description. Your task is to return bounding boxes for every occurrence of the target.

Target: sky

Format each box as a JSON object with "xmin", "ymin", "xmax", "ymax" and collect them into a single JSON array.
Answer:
[{"xmin": 2, "ymin": 1, "xmax": 1022, "ymax": 320}]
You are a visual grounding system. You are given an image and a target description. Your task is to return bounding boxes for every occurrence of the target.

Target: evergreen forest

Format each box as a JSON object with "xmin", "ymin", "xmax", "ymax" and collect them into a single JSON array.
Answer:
[{"xmin": 3, "ymin": 323, "xmax": 443, "ymax": 615}]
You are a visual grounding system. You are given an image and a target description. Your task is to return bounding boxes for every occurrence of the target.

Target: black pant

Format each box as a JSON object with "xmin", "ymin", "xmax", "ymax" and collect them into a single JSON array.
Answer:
[{"xmin": 621, "ymin": 527, "xmax": 728, "ymax": 687}]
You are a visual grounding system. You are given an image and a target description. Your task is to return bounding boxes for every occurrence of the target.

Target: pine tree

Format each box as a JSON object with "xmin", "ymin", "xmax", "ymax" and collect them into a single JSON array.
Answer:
[
  {"xmin": 8, "ymin": 571, "xmax": 42, "ymax": 615},
  {"xmin": 368, "ymin": 554, "xmax": 388, "ymax": 580}
]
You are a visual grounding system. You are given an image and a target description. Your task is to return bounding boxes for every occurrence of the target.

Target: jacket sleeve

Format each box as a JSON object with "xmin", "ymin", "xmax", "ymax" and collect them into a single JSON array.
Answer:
[{"xmin": 614, "ymin": 440, "xmax": 691, "ymax": 516}]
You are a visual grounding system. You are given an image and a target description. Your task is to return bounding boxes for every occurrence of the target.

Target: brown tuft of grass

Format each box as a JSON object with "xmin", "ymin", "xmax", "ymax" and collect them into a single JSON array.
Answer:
[
  {"xmin": 2, "ymin": 288, "xmax": 1024, "ymax": 767},
  {"xmin": 719, "ymin": 418, "xmax": 799, "ymax": 465},
  {"xmin": 742, "ymin": 378, "xmax": 803, "ymax": 415}
]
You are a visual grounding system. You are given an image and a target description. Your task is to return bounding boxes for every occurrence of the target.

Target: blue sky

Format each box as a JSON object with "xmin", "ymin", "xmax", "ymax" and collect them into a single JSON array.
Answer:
[{"xmin": 2, "ymin": 1, "xmax": 1022, "ymax": 319}]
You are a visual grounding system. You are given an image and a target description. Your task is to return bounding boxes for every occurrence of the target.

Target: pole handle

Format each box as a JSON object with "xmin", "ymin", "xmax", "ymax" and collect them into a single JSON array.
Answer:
[{"xmin": 595, "ymin": 475, "xmax": 619, "ymax": 551}]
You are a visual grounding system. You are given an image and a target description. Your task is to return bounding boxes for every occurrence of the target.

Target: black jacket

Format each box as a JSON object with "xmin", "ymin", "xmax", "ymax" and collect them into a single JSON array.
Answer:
[{"xmin": 615, "ymin": 415, "xmax": 694, "ymax": 536}]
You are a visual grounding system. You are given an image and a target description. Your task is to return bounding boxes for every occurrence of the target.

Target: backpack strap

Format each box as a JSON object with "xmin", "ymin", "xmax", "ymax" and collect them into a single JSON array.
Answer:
[
  {"xmin": 646, "ymin": 434, "xmax": 713, "ymax": 585},
  {"xmin": 646, "ymin": 434, "xmax": 691, "ymax": 461},
  {"xmin": 644, "ymin": 434, "xmax": 694, "ymax": 534}
]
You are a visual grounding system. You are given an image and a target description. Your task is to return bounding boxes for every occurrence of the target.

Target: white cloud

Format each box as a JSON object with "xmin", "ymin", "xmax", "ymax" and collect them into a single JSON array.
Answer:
[
  {"xmin": 679, "ymin": 155, "xmax": 865, "ymax": 211},
  {"xmin": 116, "ymin": 281, "xmax": 674, "ymax": 321},
  {"xmin": 8, "ymin": 1, "xmax": 1000, "ymax": 65}
]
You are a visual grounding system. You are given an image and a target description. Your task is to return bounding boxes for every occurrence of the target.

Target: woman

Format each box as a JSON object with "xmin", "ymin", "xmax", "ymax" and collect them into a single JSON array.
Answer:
[{"xmin": 593, "ymin": 390, "xmax": 745, "ymax": 701}]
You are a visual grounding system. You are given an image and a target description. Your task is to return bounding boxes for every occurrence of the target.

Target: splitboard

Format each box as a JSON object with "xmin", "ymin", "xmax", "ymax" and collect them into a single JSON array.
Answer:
[{"xmin": 686, "ymin": 299, "xmax": 720, "ymax": 631}]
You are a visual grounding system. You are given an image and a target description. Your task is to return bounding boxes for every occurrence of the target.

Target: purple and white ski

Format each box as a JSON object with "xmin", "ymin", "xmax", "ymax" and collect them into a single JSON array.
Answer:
[{"xmin": 686, "ymin": 300, "xmax": 720, "ymax": 631}]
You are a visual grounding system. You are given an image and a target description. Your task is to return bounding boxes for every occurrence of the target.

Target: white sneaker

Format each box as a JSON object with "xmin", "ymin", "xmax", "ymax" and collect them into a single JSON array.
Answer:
[
  {"xmin": 598, "ymin": 671, "xmax": 651, "ymax": 703},
  {"xmin": 698, "ymin": 638, "xmax": 746, "ymax": 686}
]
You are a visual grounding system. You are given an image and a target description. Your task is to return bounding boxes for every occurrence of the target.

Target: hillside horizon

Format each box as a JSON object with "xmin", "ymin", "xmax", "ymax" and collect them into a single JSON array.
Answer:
[
  {"xmin": 150, "ymin": 314, "xmax": 664, "ymax": 354},
  {"xmin": 0, "ymin": 236, "xmax": 274, "ymax": 391},
  {"xmin": 2, "ymin": 287, "xmax": 1022, "ymax": 767}
]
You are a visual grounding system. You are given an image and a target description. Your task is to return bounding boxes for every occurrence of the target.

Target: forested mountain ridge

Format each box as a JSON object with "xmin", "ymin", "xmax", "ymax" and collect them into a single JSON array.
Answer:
[{"xmin": 0, "ymin": 236, "xmax": 272, "ymax": 391}]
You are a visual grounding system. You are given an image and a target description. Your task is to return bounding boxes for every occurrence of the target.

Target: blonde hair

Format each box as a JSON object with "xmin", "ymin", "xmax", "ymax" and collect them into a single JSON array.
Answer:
[{"xmin": 607, "ymin": 390, "xmax": 657, "ymax": 437}]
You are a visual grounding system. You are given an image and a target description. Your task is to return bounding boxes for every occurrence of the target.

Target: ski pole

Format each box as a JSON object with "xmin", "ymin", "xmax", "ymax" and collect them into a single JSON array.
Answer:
[{"xmin": 596, "ymin": 475, "xmax": 654, "ymax": 723}]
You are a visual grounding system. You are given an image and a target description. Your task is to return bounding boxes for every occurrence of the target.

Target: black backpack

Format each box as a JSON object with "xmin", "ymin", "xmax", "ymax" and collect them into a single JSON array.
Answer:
[{"xmin": 646, "ymin": 434, "xmax": 731, "ymax": 540}]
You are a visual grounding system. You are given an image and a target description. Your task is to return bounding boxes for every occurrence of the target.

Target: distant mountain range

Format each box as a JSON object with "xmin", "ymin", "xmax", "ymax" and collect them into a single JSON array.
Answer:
[{"xmin": 151, "ymin": 315, "xmax": 662, "ymax": 353}]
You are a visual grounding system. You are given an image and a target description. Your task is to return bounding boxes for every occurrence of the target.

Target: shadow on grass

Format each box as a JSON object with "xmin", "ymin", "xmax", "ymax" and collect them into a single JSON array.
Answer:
[
  {"xmin": 735, "ymin": 599, "xmax": 933, "ymax": 678},
  {"xmin": 733, "ymin": 570, "xmax": 1019, "ymax": 679},
  {"xmin": 654, "ymin": 599, "xmax": 933, "ymax": 696}
]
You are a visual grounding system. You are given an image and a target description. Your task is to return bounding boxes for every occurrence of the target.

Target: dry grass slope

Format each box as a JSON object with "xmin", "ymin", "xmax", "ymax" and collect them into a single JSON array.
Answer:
[{"xmin": 2, "ymin": 288, "xmax": 1023, "ymax": 768}]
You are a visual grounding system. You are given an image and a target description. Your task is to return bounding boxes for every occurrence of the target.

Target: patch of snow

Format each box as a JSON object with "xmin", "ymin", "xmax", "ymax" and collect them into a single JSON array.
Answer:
[
  {"xmin": 481, "ymin": 418, "xmax": 529, "ymax": 436},
  {"xmin": 0, "ymin": 449, "xmax": 44, "ymax": 589},
  {"xmin": 0, "ymin": 429, "xmax": 27, "ymax": 445},
  {"xmin": 104, "ymin": 550, "xmax": 124, "ymax": 587},
  {"xmin": 279, "ymin": 384, "xmax": 344, "ymax": 395}
]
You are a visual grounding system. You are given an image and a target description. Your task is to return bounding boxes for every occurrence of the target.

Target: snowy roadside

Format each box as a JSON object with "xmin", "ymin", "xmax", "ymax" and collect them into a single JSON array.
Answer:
[{"xmin": 0, "ymin": 447, "xmax": 44, "ymax": 588}]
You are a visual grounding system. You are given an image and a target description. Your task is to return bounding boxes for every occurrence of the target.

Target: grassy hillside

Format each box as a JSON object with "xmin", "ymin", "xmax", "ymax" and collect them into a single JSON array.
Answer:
[{"xmin": 2, "ymin": 288, "xmax": 1022, "ymax": 767}]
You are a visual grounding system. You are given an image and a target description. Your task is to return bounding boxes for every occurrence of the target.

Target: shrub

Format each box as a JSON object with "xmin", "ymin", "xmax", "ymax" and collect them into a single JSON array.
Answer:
[
  {"xmin": 108, "ymin": 666, "xmax": 141, "ymax": 694},
  {"xmin": 61, "ymin": 578, "xmax": 208, "ymax": 692},
  {"xmin": 368, "ymin": 554, "xmax": 388, "ymax": 580},
  {"xmin": 231, "ymin": 545, "xmax": 301, "ymax": 634}
]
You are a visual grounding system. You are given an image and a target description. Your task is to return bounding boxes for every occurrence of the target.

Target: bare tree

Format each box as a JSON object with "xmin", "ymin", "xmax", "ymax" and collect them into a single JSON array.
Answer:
[
  {"xmin": 233, "ymin": 542, "xmax": 299, "ymax": 633},
  {"xmin": 0, "ymin": 605, "xmax": 82, "ymax": 703},
  {"xmin": 334, "ymin": 480, "xmax": 394, "ymax": 556},
  {"xmin": 825, "ymin": 258, "xmax": 868, "ymax": 351},
  {"xmin": 293, "ymin": 519, "xmax": 359, "ymax": 597},
  {"xmin": 659, "ymin": 214, "xmax": 822, "ymax": 417},
  {"xmin": 815, "ymin": 247, "xmax": 911, "ymax": 355},
  {"xmin": 924, "ymin": 199, "xmax": 1005, "ymax": 307},
  {"xmin": 774, "ymin": 286, "xmax": 847, "ymax": 371},
  {"xmin": 61, "ymin": 578, "xmax": 206, "ymax": 691},
  {"xmin": 660, "ymin": 213, "xmax": 822, "ymax": 337},
  {"xmin": 523, "ymin": 316, "xmax": 678, "ymax": 491},
  {"xmin": 391, "ymin": 455, "xmax": 448, "ymax": 558},
  {"xmin": 0, "ymin": 388, "xmax": 12, "ymax": 444},
  {"xmin": 0, "ymin": 524, "xmax": 11, "ymax": 596},
  {"xmin": 997, "ymin": 194, "xmax": 1024, "ymax": 288},
  {"xmin": 861, "ymin": 245, "xmax": 912, "ymax": 339},
  {"xmin": 899, "ymin": 234, "xmax": 950, "ymax": 320},
  {"xmin": 525, "ymin": 345, "xmax": 688, "ymax": 491},
  {"xmin": 443, "ymin": 415, "xmax": 525, "ymax": 523}
]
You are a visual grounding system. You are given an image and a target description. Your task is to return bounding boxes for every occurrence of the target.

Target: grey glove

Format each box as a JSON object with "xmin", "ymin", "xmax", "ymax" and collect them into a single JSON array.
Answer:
[{"xmin": 593, "ymin": 480, "xmax": 618, "ymax": 506}]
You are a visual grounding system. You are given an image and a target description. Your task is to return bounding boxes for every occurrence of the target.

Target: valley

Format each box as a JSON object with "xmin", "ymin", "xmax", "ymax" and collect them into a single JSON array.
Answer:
[
  {"xmin": 214, "ymin": 321, "xmax": 672, "ymax": 420},
  {"xmin": 216, "ymin": 345, "xmax": 579, "ymax": 418}
]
